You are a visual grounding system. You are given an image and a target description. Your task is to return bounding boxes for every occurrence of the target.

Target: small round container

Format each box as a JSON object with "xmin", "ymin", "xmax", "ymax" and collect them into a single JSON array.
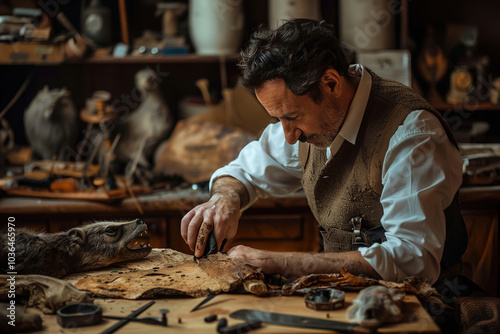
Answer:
[
  {"xmin": 56, "ymin": 303, "xmax": 102, "ymax": 328},
  {"xmin": 305, "ymin": 289, "xmax": 345, "ymax": 311}
]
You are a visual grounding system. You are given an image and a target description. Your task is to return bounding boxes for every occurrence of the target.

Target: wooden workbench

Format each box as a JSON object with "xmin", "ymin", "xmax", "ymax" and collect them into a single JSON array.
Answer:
[
  {"xmin": 1, "ymin": 186, "xmax": 499, "ymax": 295},
  {"xmin": 30, "ymin": 293, "xmax": 440, "ymax": 333}
]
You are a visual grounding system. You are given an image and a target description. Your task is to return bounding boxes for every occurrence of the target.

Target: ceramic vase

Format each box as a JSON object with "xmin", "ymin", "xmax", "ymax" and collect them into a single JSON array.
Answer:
[
  {"xmin": 81, "ymin": 0, "xmax": 113, "ymax": 47},
  {"xmin": 189, "ymin": 0, "xmax": 244, "ymax": 55},
  {"xmin": 339, "ymin": 0, "xmax": 396, "ymax": 51},
  {"xmin": 268, "ymin": 0, "xmax": 321, "ymax": 29}
]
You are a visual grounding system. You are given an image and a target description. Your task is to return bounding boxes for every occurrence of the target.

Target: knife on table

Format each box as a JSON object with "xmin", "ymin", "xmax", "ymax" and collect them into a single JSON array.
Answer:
[{"xmin": 230, "ymin": 309, "xmax": 375, "ymax": 333}]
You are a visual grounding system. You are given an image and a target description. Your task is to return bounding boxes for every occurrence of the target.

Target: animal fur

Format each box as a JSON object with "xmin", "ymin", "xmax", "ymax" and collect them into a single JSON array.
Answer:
[
  {"xmin": 115, "ymin": 68, "xmax": 174, "ymax": 167},
  {"xmin": 0, "ymin": 219, "xmax": 151, "ymax": 278},
  {"xmin": 347, "ymin": 285, "xmax": 405, "ymax": 328},
  {"xmin": 23, "ymin": 86, "xmax": 79, "ymax": 160}
]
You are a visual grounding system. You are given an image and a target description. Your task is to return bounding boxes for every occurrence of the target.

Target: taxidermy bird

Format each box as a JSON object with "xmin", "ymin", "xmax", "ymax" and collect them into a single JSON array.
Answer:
[
  {"xmin": 24, "ymin": 86, "xmax": 78, "ymax": 161},
  {"xmin": 115, "ymin": 68, "xmax": 174, "ymax": 167}
]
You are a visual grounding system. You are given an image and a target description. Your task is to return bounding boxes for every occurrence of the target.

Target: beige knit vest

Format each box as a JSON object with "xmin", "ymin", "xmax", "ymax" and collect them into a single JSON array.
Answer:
[{"xmin": 299, "ymin": 68, "xmax": 467, "ymax": 273}]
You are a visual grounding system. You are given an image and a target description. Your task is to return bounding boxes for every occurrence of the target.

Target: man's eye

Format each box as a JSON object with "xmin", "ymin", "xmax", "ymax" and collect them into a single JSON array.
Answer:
[{"xmin": 279, "ymin": 116, "xmax": 297, "ymax": 123}]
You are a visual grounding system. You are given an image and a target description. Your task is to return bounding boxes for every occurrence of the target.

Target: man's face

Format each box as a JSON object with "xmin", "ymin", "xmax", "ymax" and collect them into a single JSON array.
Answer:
[{"xmin": 255, "ymin": 78, "xmax": 345, "ymax": 148}]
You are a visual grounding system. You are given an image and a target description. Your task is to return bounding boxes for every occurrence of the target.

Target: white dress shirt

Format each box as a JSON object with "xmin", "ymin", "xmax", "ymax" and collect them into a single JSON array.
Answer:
[{"xmin": 211, "ymin": 65, "xmax": 463, "ymax": 284}]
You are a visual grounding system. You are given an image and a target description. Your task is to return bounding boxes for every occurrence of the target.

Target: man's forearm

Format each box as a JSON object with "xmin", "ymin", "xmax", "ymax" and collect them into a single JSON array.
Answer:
[
  {"xmin": 229, "ymin": 246, "xmax": 381, "ymax": 279},
  {"xmin": 275, "ymin": 251, "xmax": 381, "ymax": 278},
  {"xmin": 210, "ymin": 176, "xmax": 250, "ymax": 210}
]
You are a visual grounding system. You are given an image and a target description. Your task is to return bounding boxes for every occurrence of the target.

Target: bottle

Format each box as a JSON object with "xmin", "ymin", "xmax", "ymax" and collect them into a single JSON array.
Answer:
[{"xmin": 81, "ymin": 0, "xmax": 113, "ymax": 48}]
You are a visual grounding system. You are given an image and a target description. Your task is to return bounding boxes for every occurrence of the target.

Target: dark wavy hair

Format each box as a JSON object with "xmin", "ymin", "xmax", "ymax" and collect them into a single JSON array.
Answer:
[{"xmin": 238, "ymin": 19, "xmax": 351, "ymax": 104}]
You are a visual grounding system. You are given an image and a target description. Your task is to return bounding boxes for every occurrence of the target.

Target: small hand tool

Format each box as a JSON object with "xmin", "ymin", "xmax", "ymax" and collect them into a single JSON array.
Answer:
[
  {"xmin": 103, "ymin": 309, "xmax": 169, "ymax": 326},
  {"xmin": 304, "ymin": 288, "xmax": 345, "ymax": 311},
  {"xmin": 204, "ymin": 314, "xmax": 218, "ymax": 323},
  {"xmin": 100, "ymin": 301, "xmax": 155, "ymax": 334},
  {"xmin": 230, "ymin": 309, "xmax": 374, "ymax": 333},
  {"xmin": 194, "ymin": 231, "xmax": 227, "ymax": 261},
  {"xmin": 216, "ymin": 317, "xmax": 262, "ymax": 334},
  {"xmin": 57, "ymin": 303, "xmax": 102, "ymax": 328},
  {"xmin": 190, "ymin": 294, "xmax": 216, "ymax": 313},
  {"xmin": 56, "ymin": 302, "xmax": 164, "ymax": 330}
]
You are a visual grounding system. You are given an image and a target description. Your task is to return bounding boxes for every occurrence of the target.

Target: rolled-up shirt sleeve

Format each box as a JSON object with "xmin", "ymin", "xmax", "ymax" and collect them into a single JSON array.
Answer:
[
  {"xmin": 210, "ymin": 122, "xmax": 303, "ymax": 210},
  {"xmin": 359, "ymin": 110, "xmax": 464, "ymax": 284}
]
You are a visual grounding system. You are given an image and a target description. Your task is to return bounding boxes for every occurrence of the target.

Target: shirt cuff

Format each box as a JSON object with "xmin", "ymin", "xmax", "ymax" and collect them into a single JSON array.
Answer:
[{"xmin": 359, "ymin": 243, "xmax": 440, "ymax": 284}]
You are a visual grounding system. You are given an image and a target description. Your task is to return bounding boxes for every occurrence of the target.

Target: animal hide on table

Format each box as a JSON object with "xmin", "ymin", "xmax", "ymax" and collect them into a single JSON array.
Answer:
[
  {"xmin": 0, "ymin": 274, "xmax": 92, "ymax": 314},
  {"xmin": 281, "ymin": 268, "xmax": 440, "ymax": 301},
  {"xmin": 66, "ymin": 249, "xmax": 264, "ymax": 299}
]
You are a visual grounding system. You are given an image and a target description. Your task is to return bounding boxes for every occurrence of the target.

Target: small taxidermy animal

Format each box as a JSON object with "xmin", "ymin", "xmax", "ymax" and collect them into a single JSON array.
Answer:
[
  {"xmin": 0, "ymin": 219, "xmax": 151, "ymax": 278},
  {"xmin": 24, "ymin": 86, "xmax": 79, "ymax": 160},
  {"xmin": 347, "ymin": 285, "xmax": 405, "ymax": 329},
  {"xmin": 115, "ymin": 68, "xmax": 174, "ymax": 167}
]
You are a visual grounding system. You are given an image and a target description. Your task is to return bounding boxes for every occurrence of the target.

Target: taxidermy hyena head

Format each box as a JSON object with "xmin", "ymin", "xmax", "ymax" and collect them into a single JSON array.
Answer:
[{"xmin": 0, "ymin": 219, "xmax": 151, "ymax": 278}]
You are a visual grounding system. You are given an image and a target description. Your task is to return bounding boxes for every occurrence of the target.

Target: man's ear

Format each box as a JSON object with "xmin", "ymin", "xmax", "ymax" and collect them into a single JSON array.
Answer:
[
  {"xmin": 320, "ymin": 68, "xmax": 342, "ymax": 97},
  {"xmin": 67, "ymin": 228, "xmax": 86, "ymax": 255}
]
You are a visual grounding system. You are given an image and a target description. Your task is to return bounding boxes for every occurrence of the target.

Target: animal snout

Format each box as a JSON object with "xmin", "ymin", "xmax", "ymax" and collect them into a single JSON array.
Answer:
[{"xmin": 135, "ymin": 219, "xmax": 145, "ymax": 225}]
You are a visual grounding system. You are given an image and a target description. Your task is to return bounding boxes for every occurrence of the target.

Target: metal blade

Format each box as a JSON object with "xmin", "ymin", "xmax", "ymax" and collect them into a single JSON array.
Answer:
[
  {"xmin": 101, "ymin": 301, "xmax": 155, "ymax": 334},
  {"xmin": 230, "ymin": 309, "xmax": 372, "ymax": 333},
  {"xmin": 190, "ymin": 294, "xmax": 216, "ymax": 313}
]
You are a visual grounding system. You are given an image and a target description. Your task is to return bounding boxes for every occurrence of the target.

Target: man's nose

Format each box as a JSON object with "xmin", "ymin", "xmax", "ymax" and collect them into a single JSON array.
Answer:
[{"xmin": 281, "ymin": 122, "xmax": 301, "ymax": 145}]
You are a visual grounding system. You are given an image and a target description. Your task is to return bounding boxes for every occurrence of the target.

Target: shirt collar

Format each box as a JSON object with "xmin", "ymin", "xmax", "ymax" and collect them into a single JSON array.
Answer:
[{"xmin": 337, "ymin": 64, "xmax": 372, "ymax": 145}]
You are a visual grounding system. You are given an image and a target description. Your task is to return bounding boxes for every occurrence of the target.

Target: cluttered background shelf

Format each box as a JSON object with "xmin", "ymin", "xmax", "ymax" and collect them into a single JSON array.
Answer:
[{"xmin": 80, "ymin": 54, "xmax": 239, "ymax": 64}]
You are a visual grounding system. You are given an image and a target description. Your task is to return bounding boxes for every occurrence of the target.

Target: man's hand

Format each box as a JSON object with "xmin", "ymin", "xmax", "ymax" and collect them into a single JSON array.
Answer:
[
  {"xmin": 180, "ymin": 177, "xmax": 249, "ymax": 258},
  {"xmin": 227, "ymin": 245, "xmax": 276, "ymax": 271}
]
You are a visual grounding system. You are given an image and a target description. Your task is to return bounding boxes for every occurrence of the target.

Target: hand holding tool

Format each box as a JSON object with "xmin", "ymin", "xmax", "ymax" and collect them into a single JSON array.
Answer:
[{"xmin": 193, "ymin": 230, "xmax": 227, "ymax": 261}]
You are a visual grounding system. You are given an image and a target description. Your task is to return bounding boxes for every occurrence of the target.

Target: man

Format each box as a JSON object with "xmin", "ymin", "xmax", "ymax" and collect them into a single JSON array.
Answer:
[{"xmin": 181, "ymin": 19, "xmax": 467, "ymax": 285}]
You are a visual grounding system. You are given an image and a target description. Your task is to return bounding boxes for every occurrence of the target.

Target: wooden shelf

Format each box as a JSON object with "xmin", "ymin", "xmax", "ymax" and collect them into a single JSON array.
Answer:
[
  {"xmin": 433, "ymin": 102, "xmax": 500, "ymax": 112},
  {"xmin": 70, "ymin": 53, "xmax": 240, "ymax": 64}
]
